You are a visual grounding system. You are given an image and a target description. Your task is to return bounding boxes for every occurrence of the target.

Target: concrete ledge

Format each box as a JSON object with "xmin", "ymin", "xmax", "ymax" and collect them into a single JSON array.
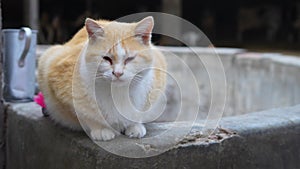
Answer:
[{"xmin": 6, "ymin": 103, "xmax": 300, "ymax": 169}]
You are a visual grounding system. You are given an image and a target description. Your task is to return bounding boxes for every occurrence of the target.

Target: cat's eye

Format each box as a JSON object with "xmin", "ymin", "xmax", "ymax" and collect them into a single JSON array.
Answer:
[
  {"xmin": 103, "ymin": 56, "xmax": 112, "ymax": 65},
  {"xmin": 124, "ymin": 56, "xmax": 135, "ymax": 65}
]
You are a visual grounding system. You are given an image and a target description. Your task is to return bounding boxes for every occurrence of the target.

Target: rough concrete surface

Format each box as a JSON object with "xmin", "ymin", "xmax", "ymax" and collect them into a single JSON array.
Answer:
[
  {"xmin": 5, "ymin": 103, "xmax": 300, "ymax": 169},
  {"xmin": 231, "ymin": 53, "xmax": 300, "ymax": 115},
  {"xmin": 159, "ymin": 47, "xmax": 300, "ymax": 119}
]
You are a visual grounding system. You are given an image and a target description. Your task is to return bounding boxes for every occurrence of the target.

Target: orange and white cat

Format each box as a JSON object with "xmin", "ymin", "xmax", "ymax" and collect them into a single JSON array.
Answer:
[{"xmin": 38, "ymin": 16, "xmax": 167, "ymax": 141}]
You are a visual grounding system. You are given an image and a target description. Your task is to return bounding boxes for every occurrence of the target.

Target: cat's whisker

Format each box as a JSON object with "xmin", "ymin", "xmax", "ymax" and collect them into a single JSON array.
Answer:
[
  {"xmin": 130, "ymin": 78, "xmax": 149, "ymax": 86},
  {"xmin": 95, "ymin": 75, "xmax": 109, "ymax": 79}
]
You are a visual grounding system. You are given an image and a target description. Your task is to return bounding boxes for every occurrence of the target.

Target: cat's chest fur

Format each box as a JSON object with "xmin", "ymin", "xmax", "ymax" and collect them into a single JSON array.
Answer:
[{"xmin": 93, "ymin": 70, "xmax": 153, "ymax": 129}]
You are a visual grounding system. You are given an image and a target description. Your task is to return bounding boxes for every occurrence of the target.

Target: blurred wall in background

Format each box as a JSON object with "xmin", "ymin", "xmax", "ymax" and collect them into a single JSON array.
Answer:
[{"xmin": 2, "ymin": 0, "xmax": 300, "ymax": 48}]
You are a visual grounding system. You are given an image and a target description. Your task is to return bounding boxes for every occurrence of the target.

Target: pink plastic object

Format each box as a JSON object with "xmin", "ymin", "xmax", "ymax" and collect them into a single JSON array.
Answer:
[{"xmin": 34, "ymin": 92, "xmax": 46, "ymax": 108}]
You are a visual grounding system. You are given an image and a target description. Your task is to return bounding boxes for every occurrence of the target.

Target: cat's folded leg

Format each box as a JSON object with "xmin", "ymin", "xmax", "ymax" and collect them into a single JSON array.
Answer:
[{"xmin": 125, "ymin": 123, "xmax": 146, "ymax": 138}]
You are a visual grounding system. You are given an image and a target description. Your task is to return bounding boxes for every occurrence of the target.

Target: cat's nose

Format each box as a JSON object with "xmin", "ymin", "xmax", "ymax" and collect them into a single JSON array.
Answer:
[{"xmin": 112, "ymin": 71, "xmax": 124, "ymax": 78}]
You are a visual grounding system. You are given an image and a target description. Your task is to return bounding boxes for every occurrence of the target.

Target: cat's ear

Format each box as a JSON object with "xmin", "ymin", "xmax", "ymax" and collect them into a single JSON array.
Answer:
[
  {"xmin": 85, "ymin": 18, "xmax": 104, "ymax": 39},
  {"xmin": 135, "ymin": 16, "xmax": 154, "ymax": 45}
]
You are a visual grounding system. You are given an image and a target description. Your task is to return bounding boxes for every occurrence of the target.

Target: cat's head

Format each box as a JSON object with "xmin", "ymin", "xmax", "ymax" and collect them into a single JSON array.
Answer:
[{"xmin": 84, "ymin": 16, "xmax": 155, "ymax": 85}]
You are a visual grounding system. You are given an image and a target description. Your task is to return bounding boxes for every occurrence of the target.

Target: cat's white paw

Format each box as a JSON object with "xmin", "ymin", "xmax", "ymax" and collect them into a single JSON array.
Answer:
[
  {"xmin": 90, "ymin": 128, "xmax": 115, "ymax": 141},
  {"xmin": 125, "ymin": 124, "xmax": 146, "ymax": 138}
]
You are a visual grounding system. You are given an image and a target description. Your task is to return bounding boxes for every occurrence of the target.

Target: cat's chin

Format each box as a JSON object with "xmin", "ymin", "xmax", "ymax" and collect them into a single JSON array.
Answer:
[{"xmin": 111, "ymin": 79, "xmax": 130, "ymax": 86}]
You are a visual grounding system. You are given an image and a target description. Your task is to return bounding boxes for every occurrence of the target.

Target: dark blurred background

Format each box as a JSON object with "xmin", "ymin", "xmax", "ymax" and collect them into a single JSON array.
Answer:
[{"xmin": 2, "ymin": 0, "xmax": 300, "ymax": 51}]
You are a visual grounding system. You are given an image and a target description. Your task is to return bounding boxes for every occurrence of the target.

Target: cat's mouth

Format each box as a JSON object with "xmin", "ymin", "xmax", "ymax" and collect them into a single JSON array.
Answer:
[
  {"xmin": 95, "ymin": 75, "xmax": 129, "ymax": 84},
  {"xmin": 113, "ymin": 78, "xmax": 124, "ymax": 82},
  {"xmin": 111, "ymin": 78, "xmax": 129, "ymax": 85}
]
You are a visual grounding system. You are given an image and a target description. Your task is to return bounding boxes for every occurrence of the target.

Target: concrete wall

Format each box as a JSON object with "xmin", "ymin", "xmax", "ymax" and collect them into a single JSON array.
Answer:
[
  {"xmin": 160, "ymin": 47, "xmax": 300, "ymax": 119},
  {"xmin": 230, "ymin": 53, "xmax": 300, "ymax": 115},
  {"xmin": 158, "ymin": 47, "xmax": 245, "ymax": 121}
]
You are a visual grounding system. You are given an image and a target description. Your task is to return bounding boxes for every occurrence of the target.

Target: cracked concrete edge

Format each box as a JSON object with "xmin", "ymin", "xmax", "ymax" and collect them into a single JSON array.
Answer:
[{"xmin": 5, "ymin": 102, "xmax": 300, "ymax": 169}]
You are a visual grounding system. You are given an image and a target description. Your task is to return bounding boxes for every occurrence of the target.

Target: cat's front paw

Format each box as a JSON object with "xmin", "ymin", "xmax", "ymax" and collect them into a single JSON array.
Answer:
[
  {"xmin": 90, "ymin": 128, "xmax": 115, "ymax": 141},
  {"xmin": 125, "ymin": 124, "xmax": 146, "ymax": 138}
]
